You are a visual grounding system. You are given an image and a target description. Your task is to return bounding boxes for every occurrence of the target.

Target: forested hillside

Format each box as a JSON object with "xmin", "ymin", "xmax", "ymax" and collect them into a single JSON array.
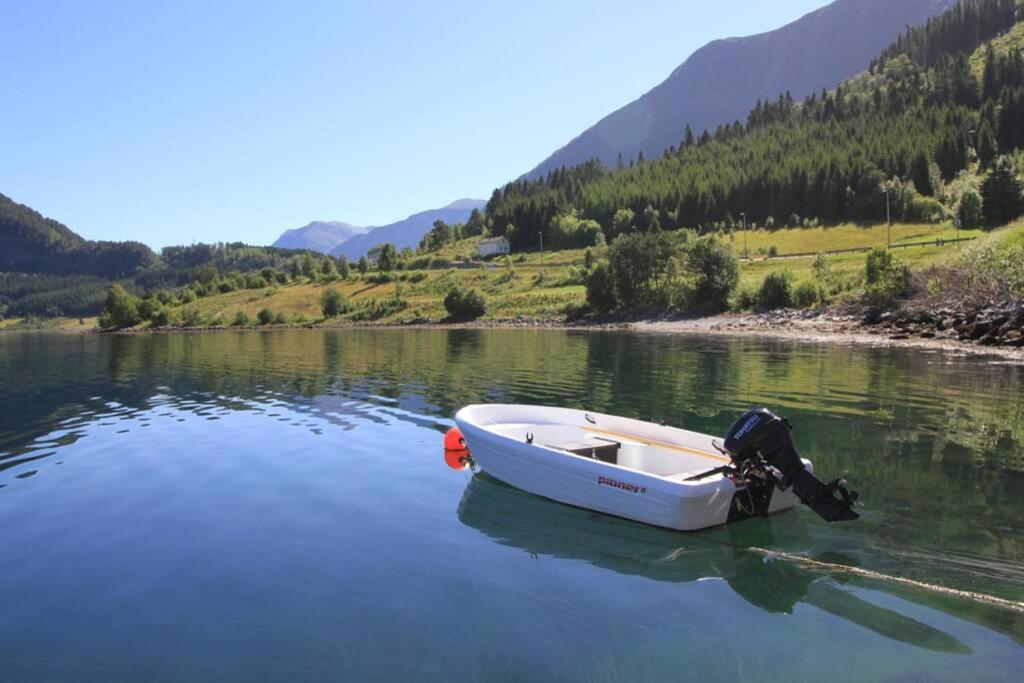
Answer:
[
  {"xmin": 524, "ymin": 0, "xmax": 956, "ymax": 179},
  {"xmin": 0, "ymin": 193, "xmax": 157, "ymax": 277},
  {"xmin": 0, "ymin": 194, "xmax": 329, "ymax": 319},
  {"xmin": 486, "ymin": 0, "xmax": 1024, "ymax": 252}
]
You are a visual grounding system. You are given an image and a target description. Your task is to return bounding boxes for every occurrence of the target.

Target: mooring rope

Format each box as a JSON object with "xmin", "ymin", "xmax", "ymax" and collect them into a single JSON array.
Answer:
[{"xmin": 738, "ymin": 543, "xmax": 1024, "ymax": 612}]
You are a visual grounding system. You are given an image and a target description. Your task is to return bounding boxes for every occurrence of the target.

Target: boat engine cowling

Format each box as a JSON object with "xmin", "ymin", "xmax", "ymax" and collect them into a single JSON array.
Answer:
[{"xmin": 723, "ymin": 408, "xmax": 859, "ymax": 523}]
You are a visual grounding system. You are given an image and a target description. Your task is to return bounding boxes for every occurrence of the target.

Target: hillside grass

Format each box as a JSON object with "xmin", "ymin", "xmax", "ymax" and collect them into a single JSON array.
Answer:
[
  {"xmin": 969, "ymin": 19, "xmax": 1024, "ymax": 77},
  {"xmin": 730, "ymin": 221, "xmax": 980, "ymax": 256},
  {"xmin": 0, "ymin": 221, "xmax": 1006, "ymax": 330}
]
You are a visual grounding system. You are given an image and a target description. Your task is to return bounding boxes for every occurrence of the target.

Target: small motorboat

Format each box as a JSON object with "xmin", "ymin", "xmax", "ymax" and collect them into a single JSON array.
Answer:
[{"xmin": 449, "ymin": 404, "xmax": 858, "ymax": 531}]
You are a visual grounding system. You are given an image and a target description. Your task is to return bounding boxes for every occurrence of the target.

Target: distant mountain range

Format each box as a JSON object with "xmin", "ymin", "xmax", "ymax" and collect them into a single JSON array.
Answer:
[
  {"xmin": 271, "ymin": 199, "xmax": 486, "ymax": 258},
  {"xmin": 271, "ymin": 221, "xmax": 367, "ymax": 254},
  {"xmin": 523, "ymin": 0, "xmax": 956, "ymax": 179}
]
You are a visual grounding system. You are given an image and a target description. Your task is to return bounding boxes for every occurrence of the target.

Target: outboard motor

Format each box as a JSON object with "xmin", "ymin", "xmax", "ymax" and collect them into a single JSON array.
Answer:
[{"xmin": 723, "ymin": 408, "xmax": 859, "ymax": 522}]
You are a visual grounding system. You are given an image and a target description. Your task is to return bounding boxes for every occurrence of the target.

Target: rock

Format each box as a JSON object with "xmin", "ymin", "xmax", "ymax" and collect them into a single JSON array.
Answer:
[
  {"xmin": 919, "ymin": 331, "xmax": 936, "ymax": 338},
  {"xmin": 879, "ymin": 311, "xmax": 894, "ymax": 323},
  {"xmin": 978, "ymin": 334, "xmax": 1000, "ymax": 346},
  {"xmin": 969, "ymin": 321, "xmax": 992, "ymax": 340},
  {"xmin": 889, "ymin": 333, "xmax": 910, "ymax": 340}
]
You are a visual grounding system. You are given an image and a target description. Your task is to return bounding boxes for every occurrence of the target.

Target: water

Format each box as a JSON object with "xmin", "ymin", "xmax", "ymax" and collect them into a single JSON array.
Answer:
[{"xmin": 0, "ymin": 329, "xmax": 1022, "ymax": 682}]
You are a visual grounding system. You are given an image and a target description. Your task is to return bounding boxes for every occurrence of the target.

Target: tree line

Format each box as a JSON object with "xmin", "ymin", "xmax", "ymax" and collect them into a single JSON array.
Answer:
[{"xmin": 482, "ymin": 0, "xmax": 1024, "ymax": 252}]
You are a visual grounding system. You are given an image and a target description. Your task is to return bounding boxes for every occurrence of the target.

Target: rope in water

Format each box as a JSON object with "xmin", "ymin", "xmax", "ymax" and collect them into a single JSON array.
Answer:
[{"xmin": 746, "ymin": 545, "xmax": 1024, "ymax": 613}]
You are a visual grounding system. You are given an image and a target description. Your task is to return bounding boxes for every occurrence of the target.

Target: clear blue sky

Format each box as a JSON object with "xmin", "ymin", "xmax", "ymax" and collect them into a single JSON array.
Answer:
[{"xmin": 2, "ymin": 0, "xmax": 825, "ymax": 249}]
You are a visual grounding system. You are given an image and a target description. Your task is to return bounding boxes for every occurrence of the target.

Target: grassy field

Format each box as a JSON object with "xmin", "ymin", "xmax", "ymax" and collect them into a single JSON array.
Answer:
[
  {"xmin": 728, "ymin": 221, "xmax": 979, "ymax": 256},
  {"xmin": 0, "ymin": 220, "xmax": 1007, "ymax": 331}
]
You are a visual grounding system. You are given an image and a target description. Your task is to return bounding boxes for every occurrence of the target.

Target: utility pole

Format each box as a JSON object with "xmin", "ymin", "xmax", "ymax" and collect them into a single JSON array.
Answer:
[
  {"xmin": 741, "ymin": 212, "xmax": 747, "ymax": 259},
  {"xmin": 885, "ymin": 188, "xmax": 891, "ymax": 249},
  {"xmin": 538, "ymin": 231, "xmax": 543, "ymax": 264}
]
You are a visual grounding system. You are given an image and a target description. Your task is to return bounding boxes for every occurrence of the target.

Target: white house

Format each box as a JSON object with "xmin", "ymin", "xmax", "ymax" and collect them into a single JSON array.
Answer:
[{"xmin": 476, "ymin": 236, "xmax": 510, "ymax": 258}]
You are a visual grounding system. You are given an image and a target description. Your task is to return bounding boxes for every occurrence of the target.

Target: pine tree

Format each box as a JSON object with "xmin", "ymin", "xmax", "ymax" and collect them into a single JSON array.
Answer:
[
  {"xmin": 684, "ymin": 124, "xmax": 694, "ymax": 147},
  {"xmin": 910, "ymin": 151, "xmax": 933, "ymax": 196},
  {"xmin": 980, "ymin": 155, "xmax": 1024, "ymax": 227},
  {"xmin": 978, "ymin": 120, "xmax": 998, "ymax": 169}
]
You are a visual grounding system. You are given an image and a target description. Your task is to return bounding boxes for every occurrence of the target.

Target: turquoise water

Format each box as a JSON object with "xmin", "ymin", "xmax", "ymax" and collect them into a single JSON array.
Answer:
[{"xmin": 0, "ymin": 329, "xmax": 1022, "ymax": 681}]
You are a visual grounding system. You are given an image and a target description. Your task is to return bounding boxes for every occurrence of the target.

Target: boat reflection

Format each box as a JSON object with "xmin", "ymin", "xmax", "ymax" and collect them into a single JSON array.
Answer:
[{"xmin": 457, "ymin": 473, "xmax": 972, "ymax": 654}]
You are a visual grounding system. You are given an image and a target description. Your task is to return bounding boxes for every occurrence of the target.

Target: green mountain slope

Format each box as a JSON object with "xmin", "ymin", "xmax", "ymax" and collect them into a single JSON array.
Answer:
[
  {"xmin": 0, "ymin": 192, "xmax": 157, "ymax": 277},
  {"xmin": 486, "ymin": 0, "xmax": 1024, "ymax": 251}
]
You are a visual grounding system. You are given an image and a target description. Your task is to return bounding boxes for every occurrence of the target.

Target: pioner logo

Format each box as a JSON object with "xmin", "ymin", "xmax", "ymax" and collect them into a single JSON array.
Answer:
[{"xmin": 597, "ymin": 476, "xmax": 647, "ymax": 493}]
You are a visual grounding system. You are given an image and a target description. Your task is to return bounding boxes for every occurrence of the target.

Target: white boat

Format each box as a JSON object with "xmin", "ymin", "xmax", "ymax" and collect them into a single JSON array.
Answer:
[{"xmin": 452, "ymin": 404, "xmax": 858, "ymax": 532}]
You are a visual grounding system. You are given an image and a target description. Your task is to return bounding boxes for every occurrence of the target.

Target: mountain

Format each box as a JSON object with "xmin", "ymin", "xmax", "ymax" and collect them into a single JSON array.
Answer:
[
  {"xmin": 0, "ymin": 192, "xmax": 156, "ymax": 276},
  {"xmin": 487, "ymin": 0, "xmax": 1023, "ymax": 249},
  {"xmin": 271, "ymin": 220, "xmax": 366, "ymax": 254},
  {"xmin": 523, "ymin": 0, "xmax": 956, "ymax": 179},
  {"xmin": 330, "ymin": 199, "xmax": 486, "ymax": 260},
  {"xmin": 1, "ymin": 192, "xmax": 85, "ymax": 268}
]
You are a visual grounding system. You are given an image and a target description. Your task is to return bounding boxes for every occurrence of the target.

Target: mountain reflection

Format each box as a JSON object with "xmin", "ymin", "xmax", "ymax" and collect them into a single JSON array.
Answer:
[{"xmin": 1, "ymin": 328, "xmax": 1022, "ymax": 611}]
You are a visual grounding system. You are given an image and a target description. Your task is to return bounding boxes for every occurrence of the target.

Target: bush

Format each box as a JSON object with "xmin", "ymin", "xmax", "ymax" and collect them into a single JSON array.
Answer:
[
  {"xmin": 407, "ymin": 271, "xmax": 428, "ymax": 283},
  {"xmin": 443, "ymin": 285, "xmax": 486, "ymax": 321},
  {"xmin": 864, "ymin": 247, "xmax": 912, "ymax": 303},
  {"xmin": 98, "ymin": 284, "xmax": 141, "ymax": 330},
  {"xmin": 686, "ymin": 237, "xmax": 738, "ymax": 312},
  {"xmin": 150, "ymin": 307, "xmax": 172, "ymax": 327},
  {"xmin": 321, "ymin": 288, "xmax": 348, "ymax": 317},
  {"xmin": 257, "ymin": 308, "xmax": 274, "ymax": 325},
  {"xmin": 758, "ymin": 270, "xmax": 794, "ymax": 310},
  {"xmin": 233, "ymin": 310, "xmax": 251, "ymax": 326},
  {"xmin": 182, "ymin": 307, "xmax": 205, "ymax": 327},
  {"xmin": 731, "ymin": 284, "xmax": 758, "ymax": 311},
  {"xmin": 273, "ymin": 311, "xmax": 287, "ymax": 324},
  {"xmin": 585, "ymin": 261, "xmax": 616, "ymax": 312},
  {"xmin": 792, "ymin": 280, "xmax": 820, "ymax": 308}
]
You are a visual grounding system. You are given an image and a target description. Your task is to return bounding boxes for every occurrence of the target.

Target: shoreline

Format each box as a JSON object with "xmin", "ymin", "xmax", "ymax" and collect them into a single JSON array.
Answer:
[{"xmin": 8, "ymin": 310, "xmax": 1023, "ymax": 362}]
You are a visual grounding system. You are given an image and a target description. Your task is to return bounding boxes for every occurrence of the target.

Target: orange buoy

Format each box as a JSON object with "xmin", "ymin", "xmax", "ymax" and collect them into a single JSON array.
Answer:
[
  {"xmin": 444, "ymin": 449, "xmax": 469, "ymax": 470},
  {"xmin": 444, "ymin": 426, "xmax": 466, "ymax": 452}
]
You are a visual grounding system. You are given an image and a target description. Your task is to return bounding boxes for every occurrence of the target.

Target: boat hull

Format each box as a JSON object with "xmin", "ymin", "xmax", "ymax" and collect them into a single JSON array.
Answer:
[{"xmin": 455, "ymin": 404, "xmax": 802, "ymax": 531}]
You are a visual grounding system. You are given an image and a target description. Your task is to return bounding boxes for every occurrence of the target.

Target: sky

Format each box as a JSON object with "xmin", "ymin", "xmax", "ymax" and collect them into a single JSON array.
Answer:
[{"xmin": 2, "ymin": 0, "xmax": 825, "ymax": 249}]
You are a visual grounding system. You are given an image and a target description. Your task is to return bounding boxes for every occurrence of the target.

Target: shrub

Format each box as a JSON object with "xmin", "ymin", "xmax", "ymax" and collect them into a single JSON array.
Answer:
[
  {"xmin": 443, "ymin": 285, "xmax": 486, "ymax": 321},
  {"xmin": 150, "ymin": 307, "xmax": 172, "ymax": 327},
  {"xmin": 792, "ymin": 280, "xmax": 820, "ymax": 308},
  {"xmin": 138, "ymin": 297, "xmax": 160, "ymax": 321},
  {"xmin": 273, "ymin": 311, "xmax": 287, "ymax": 324},
  {"xmin": 958, "ymin": 188, "xmax": 983, "ymax": 228},
  {"xmin": 182, "ymin": 307, "xmax": 205, "ymax": 327},
  {"xmin": 686, "ymin": 237, "xmax": 738, "ymax": 313},
  {"xmin": 257, "ymin": 308, "xmax": 274, "ymax": 325},
  {"xmin": 233, "ymin": 310, "xmax": 251, "ymax": 326},
  {"xmin": 731, "ymin": 283, "xmax": 758, "ymax": 311},
  {"xmin": 758, "ymin": 270, "xmax": 794, "ymax": 310},
  {"xmin": 864, "ymin": 247, "xmax": 912, "ymax": 302},
  {"xmin": 585, "ymin": 261, "xmax": 616, "ymax": 312},
  {"xmin": 98, "ymin": 284, "xmax": 141, "ymax": 330},
  {"xmin": 407, "ymin": 271, "xmax": 428, "ymax": 283},
  {"xmin": 217, "ymin": 280, "xmax": 236, "ymax": 293},
  {"xmin": 321, "ymin": 288, "xmax": 348, "ymax": 317}
]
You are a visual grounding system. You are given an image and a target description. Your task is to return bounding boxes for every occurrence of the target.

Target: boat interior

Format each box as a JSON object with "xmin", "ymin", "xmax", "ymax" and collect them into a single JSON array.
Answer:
[{"xmin": 488, "ymin": 422, "xmax": 731, "ymax": 481}]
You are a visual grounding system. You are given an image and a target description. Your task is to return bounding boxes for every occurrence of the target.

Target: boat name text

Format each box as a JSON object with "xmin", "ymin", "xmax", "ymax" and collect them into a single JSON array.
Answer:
[{"xmin": 597, "ymin": 476, "xmax": 647, "ymax": 493}]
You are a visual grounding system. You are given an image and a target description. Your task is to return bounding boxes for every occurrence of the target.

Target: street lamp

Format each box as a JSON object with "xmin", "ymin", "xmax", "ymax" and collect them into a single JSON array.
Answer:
[
  {"xmin": 884, "ymin": 187, "xmax": 891, "ymax": 248},
  {"xmin": 740, "ymin": 212, "xmax": 747, "ymax": 259}
]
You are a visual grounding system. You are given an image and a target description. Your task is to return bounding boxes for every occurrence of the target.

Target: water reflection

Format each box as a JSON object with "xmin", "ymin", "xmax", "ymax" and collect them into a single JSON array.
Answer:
[
  {"xmin": 1, "ymin": 328, "xmax": 1023, "ymax": 607},
  {"xmin": 458, "ymin": 473, "xmax": 980, "ymax": 654}
]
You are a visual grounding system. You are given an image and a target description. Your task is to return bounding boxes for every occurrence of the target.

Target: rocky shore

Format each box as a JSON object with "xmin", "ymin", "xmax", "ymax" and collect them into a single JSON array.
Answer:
[{"xmin": 862, "ymin": 300, "xmax": 1024, "ymax": 348}]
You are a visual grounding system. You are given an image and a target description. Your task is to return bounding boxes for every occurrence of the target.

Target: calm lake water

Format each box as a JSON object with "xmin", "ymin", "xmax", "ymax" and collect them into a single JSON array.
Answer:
[{"xmin": 1, "ymin": 329, "xmax": 1022, "ymax": 682}]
